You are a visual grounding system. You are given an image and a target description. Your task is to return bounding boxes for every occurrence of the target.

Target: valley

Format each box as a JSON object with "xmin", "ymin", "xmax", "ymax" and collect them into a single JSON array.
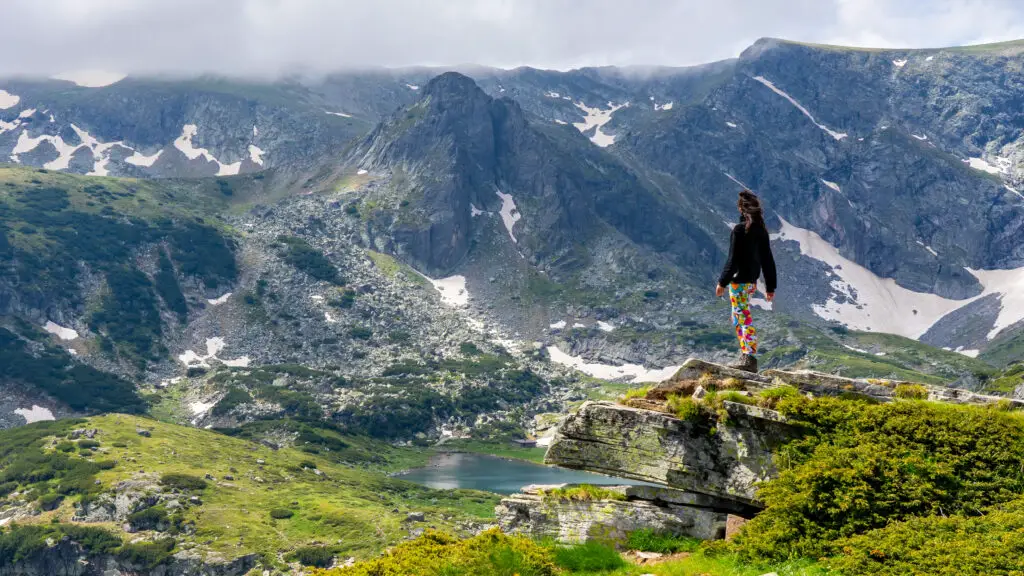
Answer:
[{"xmin": 1, "ymin": 34, "xmax": 1024, "ymax": 576}]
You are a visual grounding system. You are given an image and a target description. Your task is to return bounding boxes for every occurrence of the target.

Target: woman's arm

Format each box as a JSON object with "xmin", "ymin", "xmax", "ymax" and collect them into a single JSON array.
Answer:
[
  {"xmin": 718, "ymin": 225, "xmax": 740, "ymax": 287},
  {"xmin": 760, "ymin": 230, "xmax": 777, "ymax": 294}
]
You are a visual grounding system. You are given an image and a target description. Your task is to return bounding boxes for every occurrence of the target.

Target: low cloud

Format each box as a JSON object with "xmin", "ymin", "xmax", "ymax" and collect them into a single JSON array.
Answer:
[{"xmin": 2, "ymin": 0, "xmax": 1023, "ymax": 77}]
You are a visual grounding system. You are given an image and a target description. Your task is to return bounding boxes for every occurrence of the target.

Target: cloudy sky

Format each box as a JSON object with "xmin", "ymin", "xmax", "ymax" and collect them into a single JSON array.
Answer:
[{"xmin": 4, "ymin": 0, "xmax": 1024, "ymax": 77}]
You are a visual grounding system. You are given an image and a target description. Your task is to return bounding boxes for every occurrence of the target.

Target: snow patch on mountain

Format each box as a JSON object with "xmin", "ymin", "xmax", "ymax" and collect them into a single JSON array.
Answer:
[
  {"xmin": 654, "ymin": 101, "xmax": 673, "ymax": 111},
  {"xmin": 546, "ymin": 345, "xmax": 679, "ymax": 383},
  {"xmin": 916, "ymin": 241, "xmax": 939, "ymax": 257},
  {"xmin": 821, "ymin": 179, "xmax": 841, "ymax": 193},
  {"xmin": 174, "ymin": 124, "xmax": 241, "ymax": 176},
  {"xmin": 248, "ymin": 144, "xmax": 265, "ymax": 166},
  {"xmin": 125, "ymin": 149, "xmax": 162, "ymax": 167},
  {"xmin": 43, "ymin": 321, "xmax": 79, "ymax": 341},
  {"xmin": 11, "ymin": 130, "xmax": 81, "ymax": 170},
  {"xmin": 597, "ymin": 321, "xmax": 615, "ymax": 332},
  {"xmin": 775, "ymin": 217, "xmax": 966, "ymax": 339},
  {"xmin": 965, "ymin": 267, "xmax": 1024, "ymax": 339},
  {"xmin": 967, "ymin": 156, "xmax": 1006, "ymax": 175},
  {"xmin": 0, "ymin": 89, "xmax": 19, "ymax": 109},
  {"xmin": 550, "ymin": 320, "xmax": 567, "ymax": 330},
  {"xmin": 406, "ymin": 84, "xmax": 420, "ymax": 91},
  {"xmin": 726, "ymin": 121, "xmax": 738, "ymax": 128},
  {"xmin": 893, "ymin": 59, "xmax": 908, "ymax": 68},
  {"xmin": 17, "ymin": 108, "xmax": 36, "ymax": 119},
  {"xmin": 495, "ymin": 190, "xmax": 522, "ymax": 243},
  {"xmin": 752, "ymin": 76, "xmax": 847, "ymax": 141},
  {"xmin": 207, "ymin": 292, "xmax": 232, "ymax": 306},
  {"xmin": 423, "ymin": 275, "xmax": 469, "ymax": 307},
  {"xmin": 178, "ymin": 337, "xmax": 249, "ymax": 368},
  {"xmin": 572, "ymin": 101, "xmax": 627, "ymax": 147},
  {"xmin": 14, "ymin": 406, "xmax": 55, "ymax": 424},
  {"xmin": 326, "ymin": 111, "xmax": 353, "ymax": 118}
]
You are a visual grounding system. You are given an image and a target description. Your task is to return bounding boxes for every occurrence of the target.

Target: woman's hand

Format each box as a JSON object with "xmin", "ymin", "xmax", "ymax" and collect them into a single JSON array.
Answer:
[
  {"xmin": 715, "ymin": 285, "xmax": 725, "ymax": 298},
  {"xmin": 766, "ymin": 292, "xmax": 775, "ymax": 302}
]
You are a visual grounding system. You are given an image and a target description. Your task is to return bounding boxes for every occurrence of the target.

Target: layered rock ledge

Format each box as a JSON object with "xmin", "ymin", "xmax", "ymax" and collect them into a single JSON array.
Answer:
[{"xmin": 496, "ymin": 484, "xmax": 734, "ymax": 542}]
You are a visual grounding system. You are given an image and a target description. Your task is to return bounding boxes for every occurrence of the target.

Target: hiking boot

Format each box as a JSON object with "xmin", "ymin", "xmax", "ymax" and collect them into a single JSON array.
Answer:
[{"xmin": 729, "ymin": 354, "xmax": 758, "ymax": 374}]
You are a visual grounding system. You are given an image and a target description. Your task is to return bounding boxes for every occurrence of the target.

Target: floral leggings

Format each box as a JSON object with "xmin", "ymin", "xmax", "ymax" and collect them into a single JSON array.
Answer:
[{"xmin": 729, "ymin": 283, "xmax": 758, "ymax": 356}]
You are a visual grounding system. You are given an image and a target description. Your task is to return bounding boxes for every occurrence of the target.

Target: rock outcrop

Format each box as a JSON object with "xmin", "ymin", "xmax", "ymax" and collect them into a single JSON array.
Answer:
[
  {"xmin": 496, "ymin": 484, "xmax": 731, "ymax": 543},
  {"xmin": 520, "ymin": 357, "xmax": 1024, "ymax": 545},
  {"xmin": 544, "ymin": 400, "xmax": 793, "ymax": 505},
  {"xmin": 0, "ymin": 538, "xmax": 257, "ymax": 576}
]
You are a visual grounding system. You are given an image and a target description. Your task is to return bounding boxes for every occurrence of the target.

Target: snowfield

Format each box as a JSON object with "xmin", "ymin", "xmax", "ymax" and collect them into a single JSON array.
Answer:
[
  {"xmin": 572, "ymin": 101, "xmax": 627, "ymax": 147},
  {"xmin": 778, "ymin": 217, "xmax": 1024, "ymax": 340},
  {"xmin": 547, "ymin": 345, "xmax": 679, "ymax": 383},
  {"xmin": 43, "ymin": 321, "xmax": 79, "ymax": 341},
  {"xmin": 0, "ymin": 89, "xmax": 19, "ymax": 109},
  {"xmin": 424, "ymin": 275, "xmax": 470, "ymax": 307},
  {"xmin": 752, "ymin": 76, "xmax": 847, "ymax": 141},
  {"xmin": 495, "ymin": 190, "xmax": 522, "ymax": 243},
  {"xmin": 14, "ymin": 405, "xmax": 55, "ymax": 424}
]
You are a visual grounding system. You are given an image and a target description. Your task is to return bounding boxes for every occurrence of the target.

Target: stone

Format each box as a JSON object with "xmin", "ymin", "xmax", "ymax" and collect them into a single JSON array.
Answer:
[
  {"xmin": 726, "ymin": 514, "xmax": 750, "ymax": 540},
  {"xmin": 692, "ymin": 386, "xmax": 706, "ymax": 400},
  {"xmin": 135, "ymin": 428, "xmax": 151, "ymax": 437},
  {"xmin": 496, "ymin": 486, "xmax": 727, "ymax": 543},
  {"xmin": 406, "ymin": 511, "xmax": 426, "ymax": 522},
  {"xmin": 545, "ymin": 401, "xmax": 796, "ymax": 505}
]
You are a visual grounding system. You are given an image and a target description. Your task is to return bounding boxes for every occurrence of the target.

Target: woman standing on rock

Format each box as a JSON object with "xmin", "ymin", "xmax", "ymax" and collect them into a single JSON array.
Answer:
[{"xmin": 716, "ymin": 190, "xmax": 776, "ymax": 374}]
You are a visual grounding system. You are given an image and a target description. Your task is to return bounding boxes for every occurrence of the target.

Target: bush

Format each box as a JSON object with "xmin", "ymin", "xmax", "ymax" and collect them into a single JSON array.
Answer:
[
  {"xmin": 893, "ymin": 383, "xmax": 928, "ymax": 400},
  {"xmin": 626, "ymin": 529, "xmax": 700, "ymax": 554},
  {"xmin": 290, "ymin": 545, "xmax": 334, "ymax": 567},
  {"xmin": 338, "ymin": 529, "xmax": 556, "ymax": 576},
  {"xmin": 349, "ymin": 326, "xmax": 372, "ymax": 341},
  {"xmin": 540, "ymin": 484, "xmax": 626, "ymax": 502},
  {"xmin": 734, "ymin": 396, "xmax": 1024, "ymax": 561},
  {"xmin": 117, "ymin": 538, "xmax": 176, "ymax": 569},
  {"xmin": 211, "ymin": 387, "xmax": 252, "ymax": 416},
  {"xmin": 77, "ymin": 440, "xmax": 100, "ymax": 450},
  {"xmin": 270, "ymin": 508, "xmax": 295, "ymax": 519},
  {"xmin": 159, "ymin": 473, "xmax": 207, "ymax": 492},
  {"xmin": 276, "ymin": 236, "xmax": 342, "ymax": 284},
  {"xmin": 550, "ymin": 540, "xmax": 626, "ymax": 572},
  {"xmin": 756, "ymin": 385, "xmax": 802, "ymax": 409},
  {"xmin": 826, "ymin": 496, "xmax": 1024, "ymax": 575},
  {"xmin": 666, "ymin": 395, "xmax": 707, "ymax": 422}
]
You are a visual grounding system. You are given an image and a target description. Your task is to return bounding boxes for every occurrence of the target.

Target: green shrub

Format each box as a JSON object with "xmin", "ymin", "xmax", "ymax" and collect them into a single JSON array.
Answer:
[
  {"xmin": 289, "ymin": 545, "xmax": 335, "ymax": 567},
  {"xmin": 337, "ymin": 529, "xmax": 556, "ymax": 576},
  {"xmin": 117, "ymin": 538, "xmax": 176, "ymax": 569},
  {"xmin": 666, "ymin": 394, "xmax": 708, "ymax": 422},
  {"xmin": 734, "ymin": 396, "xmax": 1024, "ymax": 561},
  {"xmin": 757, "ymin": 385, "xmax": 802, "ymax": 409},
  {"xmin": 211, "ymin": 387, "xmax": 252, "ymax": 416},
  {"xmin": 270, "ymin": 508, "xmax": 295, "ymax": 519},
  {"xmin": 276, "ymin": 236, "xmax": 342, "ymax": 284},
  {"xmin": 159, "ymin": 473, "xmax": 207, "ymax": 492},
  {"xmin": 540, "ymin": 484, "xmax": 626, "ymax": 502},
  {"xmin": 550, "ymin": 540, "xmax": 626, "ymax": 572},
  {"xmin": 37, "ymin": 492, "xmax": 63, "ymax": 511},
  {"xmin": 828, "ymin": 496, "xmax": 1024, "ymax": 575},
  {"xmin": 76, "ymin": 440, "xmax": 100, "ymax": 450},
  {"xmin": 459, "ymin": 342, "xmax": 482, "ymax": 356},
  {"xmin": 893, "ymin": 384, "xmax": 928, "ymax": 400},
  {"xmin": 621, "ymin": 386, "xmax": 650, "ymax": 401},
  {"xmin": 349, "ymin": 326, "xmax": 372, "ymax": 341},
  {"xmin": 55, "ymin": 441, "xmax": 76, "ymax": 453},
  {"xmin": 626, "ymin": 529, "xmax": 701, "ymax": 554},
  {"xmin": 127, "ymin": 506, "xmax": 169, "ymax": 531}
]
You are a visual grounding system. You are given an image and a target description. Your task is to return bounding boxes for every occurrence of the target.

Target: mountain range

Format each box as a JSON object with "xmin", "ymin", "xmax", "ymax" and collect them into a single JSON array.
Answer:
[{"xmin": 1, "ymin": 37, "xmax": 1024, "ymax": 435}]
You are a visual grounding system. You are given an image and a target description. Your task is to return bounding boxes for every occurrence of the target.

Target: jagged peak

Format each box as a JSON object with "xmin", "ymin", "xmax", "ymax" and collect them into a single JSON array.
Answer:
[{"xmin": 422, "ymin": 71, "xmax": 489, "ymax": 101}]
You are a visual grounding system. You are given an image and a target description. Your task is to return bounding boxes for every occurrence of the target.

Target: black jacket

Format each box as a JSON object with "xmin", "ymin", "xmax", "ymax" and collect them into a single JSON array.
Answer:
[{"xmin": 718, "ymin": 222, "xmax": 777, "ymax": 293}]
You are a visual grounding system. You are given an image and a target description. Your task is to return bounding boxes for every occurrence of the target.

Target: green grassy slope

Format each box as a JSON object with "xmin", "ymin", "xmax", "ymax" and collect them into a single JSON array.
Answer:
[{"xmin": 0, "ymin": 415, "xmax": 498, "ymax": 571}]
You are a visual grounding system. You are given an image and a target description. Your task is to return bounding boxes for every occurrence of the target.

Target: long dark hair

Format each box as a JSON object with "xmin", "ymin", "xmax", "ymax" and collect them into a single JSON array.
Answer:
[{"xmin": 738, "ymin": 190, "xmax": 766, "ymax": 232}]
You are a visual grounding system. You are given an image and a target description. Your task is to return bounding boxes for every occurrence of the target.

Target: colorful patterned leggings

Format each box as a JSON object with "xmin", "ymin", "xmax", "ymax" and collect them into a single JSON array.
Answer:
[{"xmin": 729, "ymin": 283, "xmax": 758, "ymax": 356}]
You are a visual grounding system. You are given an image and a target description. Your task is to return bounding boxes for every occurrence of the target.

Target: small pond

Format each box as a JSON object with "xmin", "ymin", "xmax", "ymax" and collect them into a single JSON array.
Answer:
[{"xmin": 393, "ymin": 452, "xmax": 657, "ymax": 495}]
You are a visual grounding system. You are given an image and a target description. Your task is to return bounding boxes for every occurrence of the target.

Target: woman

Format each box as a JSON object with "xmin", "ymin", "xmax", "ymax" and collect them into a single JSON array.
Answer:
[{"xmin": 716, "ymin": 190, "xmax": 776, "ymax": 373}]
